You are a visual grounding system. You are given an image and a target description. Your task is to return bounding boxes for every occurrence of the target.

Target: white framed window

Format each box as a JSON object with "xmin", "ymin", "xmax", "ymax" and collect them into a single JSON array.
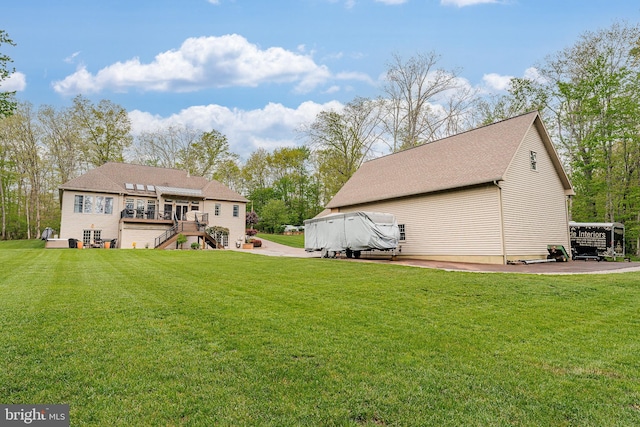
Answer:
[
  {"xmin": 83, "ymin": 196, "xmax": 94, "ymax": 214},
  {"xmin": 530, "ymin": 151, "xmax": 537, "ymax": 171},
  {"xmin": 74, "ymin": 195, "xmax": 113, "ymax": 215},
  {"xmin": 74, "ymin": 195, "xmax": 83, "ymax": 213},
  {"xmin": 82, "ymin": 229, "xmax": 92, "ymax": 246},
  {"xmin": 96, "ymin": 196, "xmax": 105, "ymax": 214},
  {"xmin": 147, "ymin": 200, "xmax": 156, "ymax": 219},
  {"xmin": 83, "ymin": 229, "xmax": 101, "ymax": 246},
  {"xmin": 104, "ymin": 198, "xmax": 113, "ymax": 215},
  {"xmin": 398, "ymin": 224, "xmax": 406, "ymax": 241}
]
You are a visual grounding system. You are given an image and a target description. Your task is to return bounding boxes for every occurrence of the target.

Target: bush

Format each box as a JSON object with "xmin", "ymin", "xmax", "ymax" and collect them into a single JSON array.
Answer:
[
  {"xmin": 251, "ymin": 238, "xmax": 262, "ymax": 248},
  {"xmin": 191, "ymin": 242, "xmax": 200, "ymax": 250},
  {"xmin": 246, "ymin": 228, "xmax": 258, "ymax": 237}
]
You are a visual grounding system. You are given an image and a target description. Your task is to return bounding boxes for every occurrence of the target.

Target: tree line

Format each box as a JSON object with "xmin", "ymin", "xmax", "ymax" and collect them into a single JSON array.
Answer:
[{"xmin": 2, "ymin": 22, "xmax": 640, "ymax": 254}]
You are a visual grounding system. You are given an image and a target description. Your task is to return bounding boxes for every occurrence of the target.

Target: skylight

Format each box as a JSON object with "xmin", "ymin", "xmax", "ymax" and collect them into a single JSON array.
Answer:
[
  {"xmin": 125, "ymin": 183, "xmax": 134, "ymax": 190},
  {"xmin": 136, "ymin": 184, "xmax": 145, "ymax": 191}
]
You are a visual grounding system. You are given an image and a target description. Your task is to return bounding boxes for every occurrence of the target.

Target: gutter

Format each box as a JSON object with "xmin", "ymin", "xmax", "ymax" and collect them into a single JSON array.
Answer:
[{"xmin": 493, "ymin": 180, "xmax": 507, "ymax": 265}]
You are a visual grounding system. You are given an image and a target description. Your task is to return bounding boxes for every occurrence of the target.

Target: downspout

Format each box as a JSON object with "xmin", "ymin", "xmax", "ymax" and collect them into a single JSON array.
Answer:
[{"xmin": 494, "ymin": 180, "xmax": 507, "ymax": 265}]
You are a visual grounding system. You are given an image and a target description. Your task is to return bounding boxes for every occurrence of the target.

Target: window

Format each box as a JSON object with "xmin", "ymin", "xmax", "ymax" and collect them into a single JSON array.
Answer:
[
  {"xmin": 83, "ymin": 196, "xmax": 94, "ymax": 214},
  {"xmin": 530, "ymin": 151, "xmax": 537, "ymax": 171},
  {"xmin": 83, "ymin": 229, "xmax": 101, "ymax": 247},
  {"xmin": 136, "ymin": 199, "xmax": 145, "ymax": 218},
  {"xmin": 147, "ymin": 200, "xmax": 156, "ymax": 219},
  {"xmin": 104, "ymin": 198, "xmax": 113, "ymax": 215},
  {"xmin": 95, "ymin": 196, "xmax": 105, "ymax": 214},
  {"xmin": 398, "ymin": 224, "xmax": 406, "ymax": 241},
  {"xmin": 136, "ymin": 184, "xmax": 145, "ymax": 191},
  {"xmin": 233, "ymin": 205, "xmax": 239, "ymax": 217},
  {"xmin": 215, "ymin": 203, "xmax": 221, "ymax": 216},
  {"xmin": 74, "ymin": 195, "xmax": 113, "ymax": 215},
  {"xmin": 74, "ymin": 195, "xmax": 83, "ymax": 213}
]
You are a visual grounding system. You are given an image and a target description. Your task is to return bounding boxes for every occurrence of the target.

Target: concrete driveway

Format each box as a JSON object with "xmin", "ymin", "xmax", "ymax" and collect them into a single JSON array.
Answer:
[{"xmin": 231, "ymin": 238, "xmax": 640, "ymax": 274}]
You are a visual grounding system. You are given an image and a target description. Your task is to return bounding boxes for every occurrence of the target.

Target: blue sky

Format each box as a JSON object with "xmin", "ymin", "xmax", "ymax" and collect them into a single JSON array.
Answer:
[{"xmin": 3, "ymin": 0, "xmax": 640, "ymax": 159}]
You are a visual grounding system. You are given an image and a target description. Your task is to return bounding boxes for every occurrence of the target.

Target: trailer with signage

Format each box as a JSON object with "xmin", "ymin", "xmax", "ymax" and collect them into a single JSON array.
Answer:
[{"xmin": 569, "ymin": 221, "xmax": 625, "ymax": 261}]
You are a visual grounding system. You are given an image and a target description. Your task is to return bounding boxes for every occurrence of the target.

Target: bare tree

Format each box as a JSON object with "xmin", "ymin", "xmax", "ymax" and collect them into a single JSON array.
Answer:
[
  {"xmin": 39, "ymin": 104, "xmax": 83, "ymax": 183},
  {"xmin": 133, "ymin": 125, "xmax": 199, "ymax": 169},
  {"xmin": 303, "ymin": 97, "xmax": 383, "ymax": 201},
  {"xmin": 381, "ymin": 52, "xmax": 476, "ymax": 151}
]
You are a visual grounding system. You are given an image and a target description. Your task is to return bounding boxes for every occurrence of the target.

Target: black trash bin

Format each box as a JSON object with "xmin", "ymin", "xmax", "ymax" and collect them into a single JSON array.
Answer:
[{"xmin": 68, "ymin": 238, "xmax": 77, "ymax": 248}]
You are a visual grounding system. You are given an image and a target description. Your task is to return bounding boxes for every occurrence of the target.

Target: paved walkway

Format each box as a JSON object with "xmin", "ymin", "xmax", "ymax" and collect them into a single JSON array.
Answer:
[{"xmin": 229, "ymin": 238, "xmax": 640, "ymax": 274}]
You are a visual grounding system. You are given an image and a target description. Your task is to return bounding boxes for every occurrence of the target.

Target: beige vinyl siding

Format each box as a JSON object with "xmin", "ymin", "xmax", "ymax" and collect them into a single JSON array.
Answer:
[
  {"xmin": 341, "ymin": 185, "xmax": 503, "ymax": 259},
  {"xmin": 119, "ymin": 223, "xmax": 170, "ymax": 249},
  {"xmin": 202, "ymin": 200, "xmax": 246, "ymax": 246},
  {"xmin": 59, "ymin": 190, "xmax": 123, "ymax": 242},
  {"xmin": 501, "ymin": 126, "xmax": 570, "ymax": 258}
]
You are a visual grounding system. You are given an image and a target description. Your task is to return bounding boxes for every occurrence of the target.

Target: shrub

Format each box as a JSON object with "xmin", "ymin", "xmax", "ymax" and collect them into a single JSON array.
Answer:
[
  {"xmin": 251, "ymin": 238, "xmax": 262, "ymax": 248},
  {"xmin": 191, "ymin": 242, "xmax": 200, "ymax": 250},
  {"xmin": 246, "ymin": 228, "xmax": 258, "ymax": 237}
]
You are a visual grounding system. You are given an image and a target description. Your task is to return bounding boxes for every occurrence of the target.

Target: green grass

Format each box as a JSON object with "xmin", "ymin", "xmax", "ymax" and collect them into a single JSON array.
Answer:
[
  {"xmin": 1, "ymin": 243, "xmax": 640, "ymax": 425},
  {"xmin": 256, "ymin": 233, "xmax": 305, "ymax": 248},
  {"xmin": 0, "ymin": 239, "xmax": 46, "ymax": 249}
]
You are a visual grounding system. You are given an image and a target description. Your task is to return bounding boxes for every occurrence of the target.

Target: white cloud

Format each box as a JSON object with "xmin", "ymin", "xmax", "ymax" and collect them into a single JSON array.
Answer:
[
  {"xmin": 53, "ymin": 34, "xmax": 339, "ymax": 96},
  {"xmin": 523, "ymin": 67, "xmax": 545, "ymax": 84},
  {"xmin": 0, "ymin": 72, "xmax": 27, "ymax": 92},
  {"xmin": 482, "ymin": 72, "xmax": 512, "ymax": 91},
  {"xmin": 481, "ymin": 67, "xmax": 546, "ymax": 93},
  {"xmin": 128, "ymin": 100, "xmax": 343, "ymax": 160},
  {"xmin": 64, "ymin": 51, "xmax": 81, "ymax": 64},
  {"xmin": 441, "ymin": 0, "xmax": 499, "ymax": 7}
]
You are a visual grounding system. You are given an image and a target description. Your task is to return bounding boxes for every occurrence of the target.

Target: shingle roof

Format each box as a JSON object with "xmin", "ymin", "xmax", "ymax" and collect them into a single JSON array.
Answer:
[
  {"xmin": 326, "ymin": 111, "xmax": 573, "ymax": 209},
  {"xmin": 59, "ymin": 162, "xmax": 248, "ymax": 203}
]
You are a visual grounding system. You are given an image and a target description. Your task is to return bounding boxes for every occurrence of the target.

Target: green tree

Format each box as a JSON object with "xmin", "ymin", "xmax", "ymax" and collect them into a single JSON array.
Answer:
[
  {"xmin": 0, "ymin": 30, "xmax": 17, "ymax": 118},
  {"xmin": 474, "ymin": 77, "xmax": 549, "ymax": 125},
  {"xmin": 259, "ymin": 199, "xmax": 290, "ymax": 233},
  {"xmin": 1, "ymin": 102, "xmax": 48, "ymax": 239},
  {"xmin": 72, "ymin": 95, "xmax": 132, "ymax": 167},
  {"xmin": 213, "ymin": 158, "xmax": 244, "ymax": 194},
  {"xmin": 537, "ymin": 21, "xmax": 640, "ymax": 253},
  {"xmin": 177, "ymin": 129, "xmax": 236, "ymax": 179},
  {"xmin": 304, "ymin": 97, "xmax": 382, "ymax": 203}
]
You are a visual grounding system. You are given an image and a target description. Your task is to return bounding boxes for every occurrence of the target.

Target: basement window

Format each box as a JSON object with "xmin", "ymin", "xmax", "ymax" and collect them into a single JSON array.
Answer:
[{"xmin": 530, "ymin": 151, "xmax": 537, "ymax": 171}]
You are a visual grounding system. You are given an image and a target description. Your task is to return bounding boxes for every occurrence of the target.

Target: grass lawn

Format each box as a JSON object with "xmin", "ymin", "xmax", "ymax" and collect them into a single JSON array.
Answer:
[
  {"xmin": 1, "ymin": 242, "xmax": 639, "ymax": 425},
  {"xmin": 257, "ymin": 233, "xmax": 304, "ymax": 248}
]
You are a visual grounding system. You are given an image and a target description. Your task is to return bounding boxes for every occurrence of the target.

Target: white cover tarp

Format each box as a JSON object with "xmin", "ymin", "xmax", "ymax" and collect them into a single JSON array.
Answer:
[{"xmin": 304, "ymin": 211, "xmax": 399, "ymax": 252}]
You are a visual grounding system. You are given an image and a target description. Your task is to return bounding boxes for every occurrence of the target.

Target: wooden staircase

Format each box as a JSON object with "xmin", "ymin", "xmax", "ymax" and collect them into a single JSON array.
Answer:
[{"xmin": 155, "ymin": 221, "xmax": 223, "ymax": 249}]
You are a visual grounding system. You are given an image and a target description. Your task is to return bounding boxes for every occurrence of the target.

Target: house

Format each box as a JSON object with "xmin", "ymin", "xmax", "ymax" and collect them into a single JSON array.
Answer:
[
  {"xmin": 325, "ymin": 111, "xmax": 574, "ymax": 264},
  {"xmin": 57, "ymin": 162, "xmax": 248, "ymax": 249}
]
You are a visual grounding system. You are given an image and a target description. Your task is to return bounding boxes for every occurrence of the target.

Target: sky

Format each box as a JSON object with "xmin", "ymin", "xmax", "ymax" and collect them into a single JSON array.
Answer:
[{"xmin": 2, "ymin": 0, "xmax": 640, "ymax": 160}]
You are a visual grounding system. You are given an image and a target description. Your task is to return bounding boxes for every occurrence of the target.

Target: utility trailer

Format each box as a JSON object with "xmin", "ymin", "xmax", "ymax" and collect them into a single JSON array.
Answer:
[
  {"xmin": 304, "ymin": 211, "xmax": 400, "ymax": 258},
  {"xmin": 569, "ymin": 221, "xmax": 625, "ymax": 261}
]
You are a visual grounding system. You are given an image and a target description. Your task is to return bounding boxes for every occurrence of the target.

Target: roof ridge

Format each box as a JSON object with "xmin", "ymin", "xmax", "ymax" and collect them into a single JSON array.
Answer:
[{"xmin": 366, "ymin": 110, "xmax": 540, "ymax": 164}]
